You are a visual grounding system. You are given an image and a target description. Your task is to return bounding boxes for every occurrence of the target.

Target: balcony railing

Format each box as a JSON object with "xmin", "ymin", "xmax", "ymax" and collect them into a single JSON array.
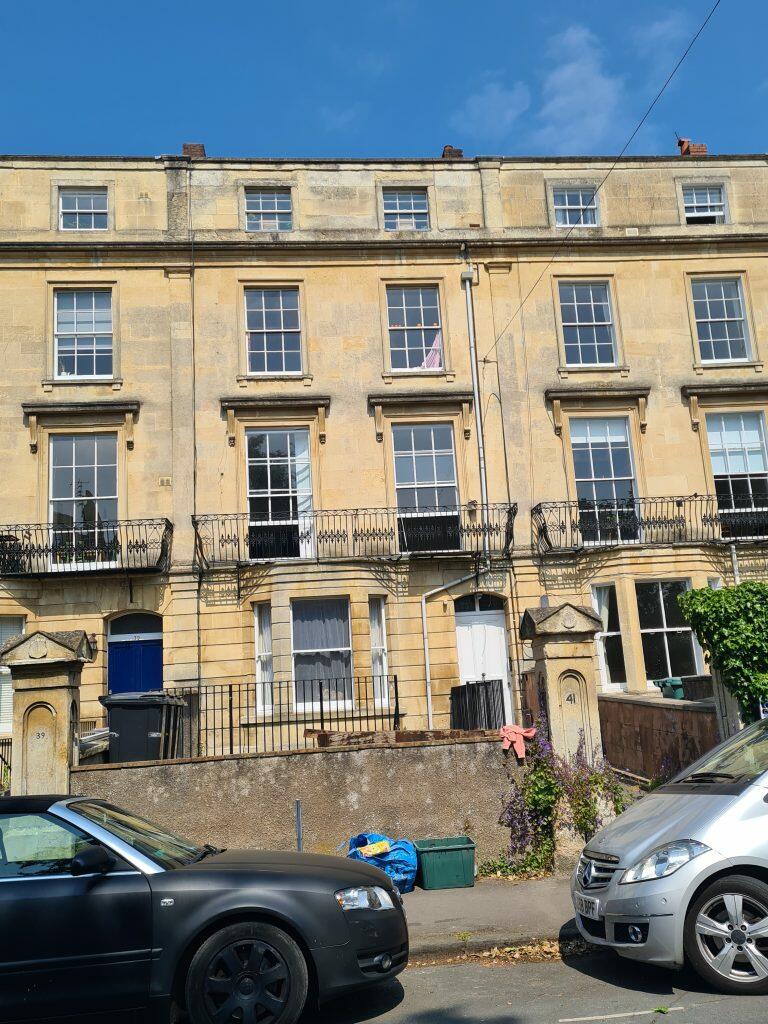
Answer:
[
  {"xmin": 0, "ymin": 519, "xmax": 173, "ymax": 576},
  {"xmin": 193, "ymin": 504, "xmax": 516, "ymax": 568},
  {"xmin": 531, "ymin": 495, "xmax": 768, "ymax": 554}
]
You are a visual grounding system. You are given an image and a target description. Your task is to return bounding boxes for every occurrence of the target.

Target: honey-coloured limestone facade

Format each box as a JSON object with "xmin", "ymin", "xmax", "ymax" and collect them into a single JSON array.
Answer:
[{"xmin": 1, "ymin": 144, "xmax": 767, "ymax": 743}]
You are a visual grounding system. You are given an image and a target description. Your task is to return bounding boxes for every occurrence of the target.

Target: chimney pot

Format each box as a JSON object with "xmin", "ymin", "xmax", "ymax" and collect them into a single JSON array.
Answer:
[
  {"xmin": 441, "ymin": 144, "xmax": 464, "ymax": 159},
  {"xmin": 182, "ymin": 142, "xmax": 206, "ymax": 159},
  {"xmin": 677, "ymin": 137, "xmax": 707, "ymax": 157}
]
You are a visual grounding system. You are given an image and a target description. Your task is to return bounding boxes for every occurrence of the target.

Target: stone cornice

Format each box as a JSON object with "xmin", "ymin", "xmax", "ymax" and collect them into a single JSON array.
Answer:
[
  {"xmin": 220, "ymin": 395, "xmax": 332, "ymax": 445},
  {"xmin": 544, "ymin": 385, "xmax": 651, "ymax": 436}
]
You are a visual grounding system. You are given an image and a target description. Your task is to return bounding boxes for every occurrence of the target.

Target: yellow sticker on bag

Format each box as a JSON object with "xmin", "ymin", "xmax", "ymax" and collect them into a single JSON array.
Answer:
[{"xmin": 359, "ymin": 840, "xmax": 391, "ymax": 858}]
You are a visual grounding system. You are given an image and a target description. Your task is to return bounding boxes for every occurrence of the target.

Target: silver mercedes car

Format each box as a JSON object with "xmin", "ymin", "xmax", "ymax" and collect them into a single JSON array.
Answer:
[{"xmin": 572, "ymin": 717, "xmax": 768, "ymax": 994}]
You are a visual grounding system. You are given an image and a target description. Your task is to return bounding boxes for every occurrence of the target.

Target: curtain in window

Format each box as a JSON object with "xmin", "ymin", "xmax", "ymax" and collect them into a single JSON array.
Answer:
[
  {"xmin": 292, "ymin": 598, "xmax": 352, "ymax": 705},
  {"xmin": 0, "ymin": 617, "xmax": 24, "ymax": 734},
  {"xmin": 369, "ymin": 597, "xmax": 389, "ymax": 705},
  {"xmin": 255, "ymin": 604, "xmax": 273, "ymax": 710}
]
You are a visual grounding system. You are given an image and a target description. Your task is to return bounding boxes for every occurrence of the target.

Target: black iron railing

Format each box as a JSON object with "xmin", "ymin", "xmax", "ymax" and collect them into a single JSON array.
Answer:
[
  {"xmin": 531, "ymin": 495, "xmax": 768, "ymax": 554},
  {"xmin": 0, "ymin": 519, "xmax": 173, "ymax": 576},
  {"xmin": 166, "ymin": 676, "xmax": 401, "ymax": 758},
  {"xmin": 193, "ymin": 504, "xmax": 516, "ymax": 568},
  {"xmin": 450, "ymin": 679, "xmax": 506, "ymax": 731}
]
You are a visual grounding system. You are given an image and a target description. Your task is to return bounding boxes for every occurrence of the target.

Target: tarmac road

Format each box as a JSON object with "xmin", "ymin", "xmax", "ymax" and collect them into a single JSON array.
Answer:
[{"xmin": 305, "ymin": 948, "xmax": 768, "ymax": 1024}]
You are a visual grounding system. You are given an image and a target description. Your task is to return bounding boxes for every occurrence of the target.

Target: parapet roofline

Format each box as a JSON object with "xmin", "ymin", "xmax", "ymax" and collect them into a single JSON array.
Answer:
[{"xmin": 0, "ymin": 152, "xmax": 767, "ymax": 165}]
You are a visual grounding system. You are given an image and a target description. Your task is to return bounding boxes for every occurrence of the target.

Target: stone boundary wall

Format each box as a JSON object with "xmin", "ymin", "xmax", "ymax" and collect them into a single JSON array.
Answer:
[
  {"xmin": 598, "ymin": 694, "xmax": 721, "ymax": 781},
  {"xmin": 70, "ymin": 736, "xmax": 519, "ymax": 865}
]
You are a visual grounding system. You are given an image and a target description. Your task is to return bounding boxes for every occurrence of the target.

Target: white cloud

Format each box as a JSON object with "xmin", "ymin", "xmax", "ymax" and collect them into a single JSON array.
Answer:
[
  {"xmin": 634, "ymin": 11, "xmax": 691, "ymax": 77},
  {"xmin": 319, "ymin": 101, "xmax": 366, "ymax": 131},
  {"xmin": 449, "ymin": 78, "xmax": 531, "ymax": 143},
  {"xmin": 530, "ymin": 25, "xmax": 627, "ymax": 154}
]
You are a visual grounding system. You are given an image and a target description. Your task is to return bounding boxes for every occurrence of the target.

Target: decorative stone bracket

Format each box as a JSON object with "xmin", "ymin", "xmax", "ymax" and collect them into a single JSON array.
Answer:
[
  {"xmin": 546, "ymin": 386, "xmax": 650, "ymax": 436},
  {"xmin": 220, "ymin": 395, "xmax": 332, "ymax": 447},
  {"xmin": 22, "ymin": 401, "xmax": 140, "ymax": 454},
  {"xmin": 367, "ymin": 390, "xmax": 474, "ymax": 443},
  {"xmin": 682, "ymin": 382, "xmax": 768, "ymax": 432}
]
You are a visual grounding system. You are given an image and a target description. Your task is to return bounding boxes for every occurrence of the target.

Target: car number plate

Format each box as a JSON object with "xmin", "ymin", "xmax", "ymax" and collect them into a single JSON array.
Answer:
[{"xmin": 575, "ymin": 894, "xmax": 600, "ymax": 921}]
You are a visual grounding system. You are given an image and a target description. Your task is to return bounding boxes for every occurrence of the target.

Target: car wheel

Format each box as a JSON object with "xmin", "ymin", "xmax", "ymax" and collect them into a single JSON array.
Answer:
[
  {"xmin": 684, "ymin": 874, "xmax": 768, "ymax": 994},
  {"xmin": 186, "ymin": 921, "xmax": 309, "ymax": 1024}
]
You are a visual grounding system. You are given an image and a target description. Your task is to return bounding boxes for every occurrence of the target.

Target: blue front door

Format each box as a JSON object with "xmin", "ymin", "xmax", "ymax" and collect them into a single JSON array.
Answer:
[{"xmin": 108, "ymin": 638, "xmax": 163, "ymax": 694}]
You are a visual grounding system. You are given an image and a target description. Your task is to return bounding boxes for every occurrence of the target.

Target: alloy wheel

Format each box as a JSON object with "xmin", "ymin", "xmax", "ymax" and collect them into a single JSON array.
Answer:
[
  {"xmin": 695, "ymin": 891, "xmax": 768, "ymax": 983},
  {"xmin": 203, "ymin": 938, "xmax": 290, "ymax": 1023}
]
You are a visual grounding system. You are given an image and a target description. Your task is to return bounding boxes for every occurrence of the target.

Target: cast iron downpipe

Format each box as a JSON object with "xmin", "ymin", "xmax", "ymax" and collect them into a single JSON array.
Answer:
[{"xmin": 421, "ymin": 254, "xmax": 491, "ymax": 729}]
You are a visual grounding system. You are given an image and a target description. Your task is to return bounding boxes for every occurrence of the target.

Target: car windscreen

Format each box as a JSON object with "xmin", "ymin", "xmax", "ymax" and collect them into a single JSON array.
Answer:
[
  {"xmin": 73, "ymin": 801, "xmax": 205, "ymax": 869},
  {"xmin": 676, "ymin": 717, "xmax": 768, "ymax": 785}
]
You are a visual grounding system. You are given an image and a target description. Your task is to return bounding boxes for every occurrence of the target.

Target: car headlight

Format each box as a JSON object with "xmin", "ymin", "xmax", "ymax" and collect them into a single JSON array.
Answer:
[
  {"xmin": 335, "ymin": 885, "xmax": 395, "ymax": 911},
  {"xmin": 619, "ymin": 841, "xmax": 710, "ymax": 884}
]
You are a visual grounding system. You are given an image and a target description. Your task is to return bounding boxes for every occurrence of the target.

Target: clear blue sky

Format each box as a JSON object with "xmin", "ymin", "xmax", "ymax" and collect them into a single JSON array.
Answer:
[{"xmin": 2, "ymin": 0, "xmax": 765, "ymax": 159}]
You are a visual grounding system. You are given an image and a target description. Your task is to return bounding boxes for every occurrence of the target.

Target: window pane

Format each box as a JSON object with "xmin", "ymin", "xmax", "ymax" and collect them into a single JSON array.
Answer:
[
  {"xmin": 660, "ymin": 581, "xmax": 688, "ymax": 628},
  {"xmin": 635, "ymin": 582, "xmax": 662, "ymax": 629},
  {"xmin": 604, "ymin": 635, "xmax": 627, "ymax": 685},
  {"xmin": 292, "ymin": 598, "xmax": 350, "ymax": 651},
  {"xmin": 666, "ymin": 632, "xmax": 697, "ymax": 677},
  {"xmin": 641, "ymin": 632, "xmax": 669, "ymax": 681},
  {"xmin": 0, "ymin": 814, "xmax": 92, "ymax": 878}
]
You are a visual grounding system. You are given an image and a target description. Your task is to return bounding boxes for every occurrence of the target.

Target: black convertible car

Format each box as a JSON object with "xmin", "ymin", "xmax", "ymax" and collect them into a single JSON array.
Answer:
[{"xmin": 0, "ymin": 795, "xmax": 408, "ymax": 1023}]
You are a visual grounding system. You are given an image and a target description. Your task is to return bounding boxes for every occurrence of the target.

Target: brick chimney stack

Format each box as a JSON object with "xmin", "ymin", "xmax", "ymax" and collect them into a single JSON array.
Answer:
[
  {"xmin": 182, "ymin": 142, "xmax": 207, "ymax": 159},
  {"xmin": 441, "ymin": 144, "xmax": 464, "ymax": 159},
  {"xmin": 677, "ymin": 137, "xmax": 708, "ymax": 157}
]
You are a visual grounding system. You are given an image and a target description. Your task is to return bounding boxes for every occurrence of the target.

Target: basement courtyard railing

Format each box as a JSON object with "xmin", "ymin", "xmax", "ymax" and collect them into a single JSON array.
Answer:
[
  {"xmin": 193, "ymin": 504, "xmax": 517, "ymax": 567},
  {"xmin": 0, "ymin": 519, "xmax": 173, "ymax": 576},
  {"xmin": 531, "ymin": 495, "xmax": 768, "ymax": 554}
]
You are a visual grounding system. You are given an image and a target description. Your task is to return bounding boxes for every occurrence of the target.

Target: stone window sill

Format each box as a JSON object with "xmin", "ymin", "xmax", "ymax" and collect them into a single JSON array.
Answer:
[
  {"xmin": 693, "ymin": 360, "xmax": 763, "ymax": 375},
  {"xmin": 382, "ymin": 370, "xmax": 456, "ymax": 384},
  {"xmin": 42, "ymin": 378, "xmax": 123, "ymax": 393},
  {"xmin": 237, "ymin": 373, "xmax": 313, "ymax": 387},
  {"xmin": 557, "ymin": 364, "xmax": 629, "ymax": 379}
]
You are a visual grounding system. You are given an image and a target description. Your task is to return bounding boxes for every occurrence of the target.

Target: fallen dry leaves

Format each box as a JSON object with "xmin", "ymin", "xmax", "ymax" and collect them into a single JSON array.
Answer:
[{"xmin": 408, "ymin": 938, "xmax": 590, "ymax": 970}]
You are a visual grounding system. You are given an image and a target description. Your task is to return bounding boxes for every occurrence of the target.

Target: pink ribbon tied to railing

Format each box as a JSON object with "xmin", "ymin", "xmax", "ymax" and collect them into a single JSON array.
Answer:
[{"xmin": 500, "ymin": 724, "xmax": 536, "ymax": 759}]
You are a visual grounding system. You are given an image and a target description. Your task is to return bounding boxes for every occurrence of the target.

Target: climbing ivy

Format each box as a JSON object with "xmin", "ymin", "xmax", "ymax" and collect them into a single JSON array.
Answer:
[{"xmin": 678, "ymin": 582, "xmax": 768, "ymax": 719}]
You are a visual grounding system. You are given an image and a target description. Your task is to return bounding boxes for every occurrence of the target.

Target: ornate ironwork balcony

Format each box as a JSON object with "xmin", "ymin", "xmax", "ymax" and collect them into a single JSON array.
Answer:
[
  {"xmin": 193, "ymin": 504, "xmax": 516, "ymax": 568},
  {"xmin": 0, "ymin": 519, "xmax": 173, "ymax": 576},
  {"xmin": 531, "ymin": 495, "xmax": 768, "ymax": 554}
]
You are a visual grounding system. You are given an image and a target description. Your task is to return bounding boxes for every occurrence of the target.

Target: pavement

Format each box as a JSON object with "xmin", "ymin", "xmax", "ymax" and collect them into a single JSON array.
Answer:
[
  {"xmin": 307, "ymin": 949, "xmax": 768, "ymax": 1023},
  {"xmin": 403, "ymin": 877, "xmax": 578, "ymax": 956}
]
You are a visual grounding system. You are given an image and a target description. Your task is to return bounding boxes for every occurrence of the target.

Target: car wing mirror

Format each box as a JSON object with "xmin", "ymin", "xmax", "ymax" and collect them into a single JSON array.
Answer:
[{"xmin": 71, "ymin": 844, "xmax": 115, "ymax": 877}]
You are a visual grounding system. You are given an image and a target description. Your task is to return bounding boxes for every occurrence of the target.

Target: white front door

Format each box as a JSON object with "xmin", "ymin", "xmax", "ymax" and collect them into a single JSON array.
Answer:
[{"xmin": 455, "ymin": 610, "xmax": 512, "ymax": 723}]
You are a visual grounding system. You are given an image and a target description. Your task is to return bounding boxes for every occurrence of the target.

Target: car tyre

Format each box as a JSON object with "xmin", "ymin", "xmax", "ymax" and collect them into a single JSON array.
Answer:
[
  {"xmin": 186, "ymin": 921, "xmax": 309, "ymax": 1024},
  {"xmin": 684, "ymin": 874, "xmax": 768, "ymax": 995}
]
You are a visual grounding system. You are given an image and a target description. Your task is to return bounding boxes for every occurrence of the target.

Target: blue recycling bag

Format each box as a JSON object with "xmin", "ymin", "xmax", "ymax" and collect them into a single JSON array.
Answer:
[{"xmin": 347, "ymin": 832, "xmax": 418, "ymax": 894}]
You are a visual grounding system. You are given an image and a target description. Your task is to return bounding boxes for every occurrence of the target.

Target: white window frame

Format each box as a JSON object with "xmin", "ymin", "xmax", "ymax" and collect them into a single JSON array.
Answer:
[
  {"xmin": 54, "ymin": 289, "xmax": 113, "ymax": 381},
  {"xmin": 635, "ymin": 579, "xmax": 701, "ymax": 686},
  {"xmin": 58, "ymin": 187, "xmax": 108, "ymax": 231},
  {"xmin": 290, "ymin": 598, "xmax": 354, "ymax": 712},
  {"xmin": 591, "ymin": 585, "xmax": 627, "ymax": 694},
  {"xmin": 386, "ymin": 284, "xmax": 444, "ymax": 372},
  {"xmin": 558, "ymin": 280, "xmax": 617, "ymax": 367},
  {"xmin": 682, "ymin": 184, "xmax": 726, "ymax": 225},
  {"xmin": 706, "ymin": 411, "xmax": 768, "ymax": 536},
  {"xmin": 0, "ymin": 617, "xmax": 24, "ymax": 735},
  {"xmin": 244, "ymin": 188, "xmax": 293, "ymax": 232},
  {"xmin": 369, "ymin": 596, "xmax": 389, "ymax": 707},
  {"xmin": 246, "ymin": 429, "xmax": 314, "ymax": 560},
  {"xmin": 48, "ymin": 433, "xmax": 119, "ymax": 570},
  {"xmin": 382, "ymin": 188, "xmax": 430, "ymax": 230},
  {"xmin": 553, "ymin": 187, "xmax": 599, "ymax": 227},
  {"xmin": 244, "ymin": 287, "xmax": 302, "ymax": 376},
  {"xmin": 691, "ymin": 277, "xmax": 751, "ymax": 364},
  {"xmin": 254, "ymin": 603, "xmax": 274, "ymax": 712},
  {"xmin": 570, "ymin": 417, "xmax": 639, "ymax": 545},
  {"xmin": 392, "ymin": 423, "xmax": 459, "ymax": 515}
]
